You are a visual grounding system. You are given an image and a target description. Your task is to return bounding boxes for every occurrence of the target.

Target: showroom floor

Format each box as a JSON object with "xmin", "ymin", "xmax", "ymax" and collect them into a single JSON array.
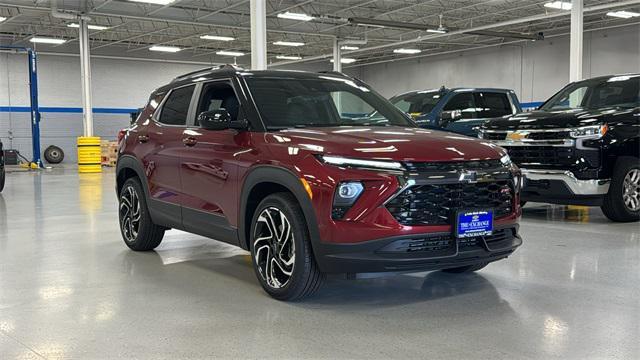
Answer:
[{"xmin": 0, "ymin": 167, "xmax": 638, "ymax": 359}]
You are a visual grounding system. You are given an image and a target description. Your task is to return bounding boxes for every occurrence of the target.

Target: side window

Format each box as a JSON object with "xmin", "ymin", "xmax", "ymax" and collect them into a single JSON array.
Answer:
[
  {"xmin": 443, "ymin": 93, "xmax": 476, "ymax": 119},
  {"xmin": 331, "ymin": 91, "xmax": 374, "ymax": 118},
  {"xmin": 197, "ymin": 81, "xmax": 241, "ymax": 124},
  {"xmin": 478, "ymin": 92, "xmax": 513, "ymax": 118},
  {"xmin": 158, "ymin": 85, "xmax": 195, "ymax": 126}
]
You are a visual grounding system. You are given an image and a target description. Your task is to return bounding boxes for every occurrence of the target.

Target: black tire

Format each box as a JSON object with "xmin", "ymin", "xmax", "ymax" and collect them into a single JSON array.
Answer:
[
  {"xmin": 44, "ymin": 145, "xmax": 64, "ymax": 164},
  {"xmin": 118, "ymin": 177, "xmax": 165, "ymax": 251},
  {"xmin": 601, "ymin": 156, "xmax": 640, "ymax": 222},
  {"xmin": 441, "ymin": 262, "xmax": 489, "ymax": 273},
  {"xmin": 250, "ymin": 192, "xmax": 324, "ymax": 301}
]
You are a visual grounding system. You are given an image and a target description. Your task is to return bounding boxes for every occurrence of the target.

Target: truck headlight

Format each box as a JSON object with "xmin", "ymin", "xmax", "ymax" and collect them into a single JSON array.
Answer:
[
  {"xmin": 570, "ymin": 124, "xmax": 607, "ymax": 139},
  {"xmin": 332, "ymin": 181, "xmax": 364, "ymax": 220},
  {"xmin": 478, "ymin": 129, "xmax": 485, "ymax": 139}
]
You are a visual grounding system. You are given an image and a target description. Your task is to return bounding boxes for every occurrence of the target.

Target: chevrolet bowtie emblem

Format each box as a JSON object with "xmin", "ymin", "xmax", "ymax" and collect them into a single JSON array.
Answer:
[
  {"xmin": 459, "ymin": 170, "xmax": 478, "ymax": 183},
  {"xmin": 507, "ymin": 131, "xmax": 529, "ymax": 141}
]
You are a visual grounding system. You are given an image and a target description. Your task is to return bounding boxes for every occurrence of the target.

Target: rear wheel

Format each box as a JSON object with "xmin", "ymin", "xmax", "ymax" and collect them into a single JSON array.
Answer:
[
  {"xmin": 250, "ymin": 193, "xmax": 324, "ymax": 301},
  {"xmin": 601, "ymin": 157, "xmax": 640, "ymax": 222},
  {"xmin": 441, "ymin": 262, "xmax": 489, "ymax": 273},
  {"xmin": 119, "ymin": 178, "xmax": 165, "ymax": 251}
]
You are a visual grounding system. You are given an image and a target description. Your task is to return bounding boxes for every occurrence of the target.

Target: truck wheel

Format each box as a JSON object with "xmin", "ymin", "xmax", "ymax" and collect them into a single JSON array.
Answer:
[
  {"xmin": 250, "ymin": 193, "xmax": 324, "ymax": 301},
  {"xmin": 601, "ymin": 157, "xmax": 640, "ymax": 222},
  {"xmin": 44, "ymin": 145, "xmax": 64, "ymax": 164},
  {"xmin": 442, "ymin": 262, "xmax": 489, "ymax": 273},
  {"xmin": 119, "ymin": 178, "xmax": 165, "ymax": 251}
]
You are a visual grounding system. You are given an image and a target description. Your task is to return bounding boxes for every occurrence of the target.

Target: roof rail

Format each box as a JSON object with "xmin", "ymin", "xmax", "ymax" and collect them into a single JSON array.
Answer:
[{"xmin": 171, "ymin": 64, "xmax": 244, "ymax": 82}]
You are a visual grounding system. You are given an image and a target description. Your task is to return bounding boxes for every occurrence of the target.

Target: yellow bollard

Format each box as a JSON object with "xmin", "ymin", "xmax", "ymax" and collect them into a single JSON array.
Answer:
[{"xmin": 77, "ymin": 136, "xmax": 102, "ymax": 173}]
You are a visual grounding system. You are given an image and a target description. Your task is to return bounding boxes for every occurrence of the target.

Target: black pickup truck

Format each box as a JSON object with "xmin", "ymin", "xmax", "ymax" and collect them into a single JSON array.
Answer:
[{"xmin": 479, "ymin": 74, "xmax": 639, "ymax": 222}]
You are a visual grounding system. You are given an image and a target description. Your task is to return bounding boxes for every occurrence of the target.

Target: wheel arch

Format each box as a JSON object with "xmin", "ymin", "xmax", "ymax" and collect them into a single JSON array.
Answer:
[
  {"xmin": 116, "ymin": 155, "xmax": 150, "ymax": 200},
  {"xmin": 239, "ymin": 165, "xmax": 321, "ymax": 252}
]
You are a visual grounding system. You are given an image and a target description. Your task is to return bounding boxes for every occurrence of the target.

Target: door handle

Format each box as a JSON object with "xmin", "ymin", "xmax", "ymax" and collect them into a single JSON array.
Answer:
[
  {"xmin": 183, "ymin": 137, "xmax": 197, "ymax": 147},
  {"xmin": 137, "ymin": 134, "xmax": 149, "ymax": 143}
]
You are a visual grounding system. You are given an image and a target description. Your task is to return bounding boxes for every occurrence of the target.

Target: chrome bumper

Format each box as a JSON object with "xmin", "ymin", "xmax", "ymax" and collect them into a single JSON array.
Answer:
[{"xmin": 521, "ymin": 169, "xmax": 610, "ymax": 195}]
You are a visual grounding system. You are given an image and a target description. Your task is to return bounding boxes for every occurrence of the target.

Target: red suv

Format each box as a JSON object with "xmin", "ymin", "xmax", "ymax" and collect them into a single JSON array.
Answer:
[{"xmin": 116, "ymin": 66, "xmax": 523, "ymax": 300}]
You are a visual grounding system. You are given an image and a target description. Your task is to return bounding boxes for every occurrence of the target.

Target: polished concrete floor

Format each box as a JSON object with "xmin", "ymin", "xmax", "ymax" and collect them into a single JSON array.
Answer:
[{"xmin": 0, "ymin": 167, "xmax": 638, "ymax": 359}]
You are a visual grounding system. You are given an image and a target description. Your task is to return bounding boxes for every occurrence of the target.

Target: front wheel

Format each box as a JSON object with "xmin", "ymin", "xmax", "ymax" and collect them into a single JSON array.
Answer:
[
  {"xmin": 119, "ymin": 178, "xmax": 165, "ymax": 250},
  {"xmin": 601, "ymin": 157, "xmax": 640, "ymax": 222},
  {"xmin": 250, "ymin": 193, "xmax": 324, "ymax": 301}
]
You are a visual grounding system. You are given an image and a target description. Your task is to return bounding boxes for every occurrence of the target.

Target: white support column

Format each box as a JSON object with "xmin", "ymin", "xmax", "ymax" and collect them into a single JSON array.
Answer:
[
  {"xmin": 250, "ymin": 0, "xmax": 267, "ymax": 70},
  {"xmin": 79, "ymin": 17, "xmax": 94, "ymax": 136},
  {"xmin": 569, "ymin": 0, "xmax": 583, "ymax": 82},
  {"xmin": 333, "ymin": 37, "xmax": 342, "ymax": 72}
]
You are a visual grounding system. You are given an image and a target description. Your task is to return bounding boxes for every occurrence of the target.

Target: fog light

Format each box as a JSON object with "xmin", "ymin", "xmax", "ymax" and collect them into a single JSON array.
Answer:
[{"xmin": 332, "ymin": 182, "xmax": 364, "ymax": 219}]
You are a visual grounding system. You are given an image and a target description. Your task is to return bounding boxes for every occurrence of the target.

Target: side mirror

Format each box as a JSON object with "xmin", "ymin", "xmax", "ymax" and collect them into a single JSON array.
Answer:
[
  {"xmin": 439, "ymin": 110, "xmax": 462, "ymax": 125},
  {"xmin": 198, "ymin": 110, "xmax": 231, "ymax": 130}
]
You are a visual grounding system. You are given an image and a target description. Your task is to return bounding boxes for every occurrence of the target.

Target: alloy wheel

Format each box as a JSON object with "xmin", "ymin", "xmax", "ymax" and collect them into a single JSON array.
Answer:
[
  {"xmin": 120, "ymin": 185, "xmax": 141, "ymax": 242},
  {"xmin": 623, "ymin": 168, "xmax": 640, "ymax": 211},
  {"xmin": 253, "ymin": 207, "xmax": 296, "ymax": 289}
]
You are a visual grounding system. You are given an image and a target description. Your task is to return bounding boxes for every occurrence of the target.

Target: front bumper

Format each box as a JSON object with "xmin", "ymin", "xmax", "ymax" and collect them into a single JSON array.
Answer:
[
  {"xmin": 314, "ymin": 225, "xmax": 521, "ymax": 273},
  {"xmin": 521, "ymin": 168, "xmax": 610, "ymax": 205}
]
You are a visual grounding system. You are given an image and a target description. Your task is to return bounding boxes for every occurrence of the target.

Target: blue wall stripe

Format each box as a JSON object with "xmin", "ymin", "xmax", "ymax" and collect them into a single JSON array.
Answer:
[
  {"xmin": 520, "ymin": 101, "xmax": 543, "ymax": 108},
  {"xmin": 0, "ymin": 106, "xmax": 138, "ymax": 114}
]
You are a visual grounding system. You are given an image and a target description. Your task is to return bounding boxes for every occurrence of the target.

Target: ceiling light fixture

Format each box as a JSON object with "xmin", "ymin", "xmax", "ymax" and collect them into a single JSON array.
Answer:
[
  {"xmin": 67, "ymin": 23, "xmax": 109, "ymax": 30},
  {"xmin": 277, "ymin": 12, "xmax": 314, "ymax": 21},
  {"xmin": 273, "ymin": 41, "xmax": 304, "ymax": 47},
  {"xmin": 217, "ymin": 50, "xmax": 245, "ymax": 57},
  {"xmin": 544, "ymin": 1, "xmax": 572, "ymax": 10},
  {"xmin": 330, "ymin": 58, "xmax": 356, "ymax": 64},
  {"xmin": 394, "ymin": 48, "xmax": 421, "ymax": 54},
  {"xmin": 426, "ymin": 28, "xmax": 447, "ymax": 34},
  {"xmin": 606, "ymin": 10, "xmax": 640, "ymax": 18},
  {"xmin": 340, "ymin": 45, "xmax": 359, "ymax": 50},
  {"xmin": 200, "ymin": 35, "xmax": 235, "ymax": 41},
  {"xmin": 276, "ymin": 55, "xmax": 302, "ymax": 60},
  {"xmin": 29, "ymin": 37, "xmax": 67, "ymax": 44},
  {"xmin": 149, "ymin": 45, "xmax": 181, "ymax": 52},
  {"xmin": 128, "ymin": 0, "xmax": 175, "ymax": 5},
  {"xmin": 0, "ymin": 16, "xmax": 6, "ymax": 23}
]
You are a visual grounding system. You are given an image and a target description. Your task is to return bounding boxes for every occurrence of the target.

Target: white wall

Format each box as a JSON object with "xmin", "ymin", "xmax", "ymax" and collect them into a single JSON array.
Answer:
[{"xmin": 358, "ymin": 24, "xmax": 640, "ymax": 103}]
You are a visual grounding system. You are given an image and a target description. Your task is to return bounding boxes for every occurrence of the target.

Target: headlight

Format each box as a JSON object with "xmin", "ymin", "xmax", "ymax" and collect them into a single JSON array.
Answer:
[
  {"xmin": 570, "ymin": 124, "xmax": 608, "ymax": 139},
  {"xmin": 477, "ymin": 129, "xmax": 485, "ymax": 139},
  {"xmin": 319, "ymin": 155, "xmax": 404, "ymax": 171},
  {"xmin": 500, "ymin": 154, "xmax": 512, "ymax": 166},
  {"xmin": 332, "ymin": 181, "xmax": 364, "ymax": 220}
]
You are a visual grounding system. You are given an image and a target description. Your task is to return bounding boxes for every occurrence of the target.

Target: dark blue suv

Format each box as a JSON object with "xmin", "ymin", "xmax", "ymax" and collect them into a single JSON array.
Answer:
[{"xmin": 389, "ymin": 87, "xmax": 522, "ymax": 136}]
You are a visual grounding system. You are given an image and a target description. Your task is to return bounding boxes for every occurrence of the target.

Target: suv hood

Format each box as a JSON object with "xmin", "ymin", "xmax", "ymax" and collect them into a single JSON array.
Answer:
[
  {"xmin": 265, "ymin": 126, "xmax": 505, "ymax": 162},
  {"xmin": 483, "ymin": 107, "xmax": 626, "ymax": 131}
]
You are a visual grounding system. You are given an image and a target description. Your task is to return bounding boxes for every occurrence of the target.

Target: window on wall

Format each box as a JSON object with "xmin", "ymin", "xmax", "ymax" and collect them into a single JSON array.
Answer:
[{"xmin": 158, "ymin": 85, "xmax": 195, "ymax": 125}]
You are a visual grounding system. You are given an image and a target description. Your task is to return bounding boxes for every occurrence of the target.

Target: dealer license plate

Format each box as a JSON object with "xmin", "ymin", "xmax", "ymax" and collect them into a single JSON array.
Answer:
[{"xmin": 455, "ymin": 209, "xmax": 494, "ymax": 238}]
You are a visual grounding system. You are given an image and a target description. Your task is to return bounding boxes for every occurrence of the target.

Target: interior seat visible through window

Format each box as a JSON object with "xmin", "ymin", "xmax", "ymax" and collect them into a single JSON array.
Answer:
[{"xmin": 197, "ymin": 82, "xmax": 241, "ymax": 125}]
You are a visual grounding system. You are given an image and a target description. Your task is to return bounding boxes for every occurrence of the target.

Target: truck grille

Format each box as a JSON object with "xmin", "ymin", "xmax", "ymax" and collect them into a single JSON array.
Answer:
[
  {"xmin": 482, "ymin": 130, "xmax": 571, "ymax": 141},
  {"xmin": 377, "ymin": 228, "xmax": 516, "ymax": 254},
  {"xmin": 386, "ymin": 180, "xmax": 514, "ymax": 226},
  {"xmin": 505, "ymin": 146, "xmax": 575, "ymax": 168}
]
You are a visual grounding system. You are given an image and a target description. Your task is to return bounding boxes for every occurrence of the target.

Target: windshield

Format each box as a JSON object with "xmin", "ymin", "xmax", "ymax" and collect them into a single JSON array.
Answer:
[
  {"xmin": 389, "ymin": 91, "xmax": 444, "ymax": 117},
  {"xmin": 540, "ymin": 75, "xmax": 639, "ymax": 111},
  {"xmin": 246, "ymin": 76, "xmax": 414, "ymax": 129}
]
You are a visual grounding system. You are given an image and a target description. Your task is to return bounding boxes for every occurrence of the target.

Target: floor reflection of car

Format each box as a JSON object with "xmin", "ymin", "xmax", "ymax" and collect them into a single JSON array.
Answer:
[
  {"xmin": 480, "ymin": 74, "xmax": 640, "ymax": 222},
  {"xmin": 389, "ymin": 87, "xmax": 522, "ymax": 136}
]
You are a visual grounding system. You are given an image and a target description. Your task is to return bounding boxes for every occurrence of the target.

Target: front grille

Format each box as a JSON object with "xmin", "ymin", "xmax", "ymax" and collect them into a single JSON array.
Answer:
[
  {"xmin": 482, "ymin": 132, "xmax": 506, "ymax": 140},
  {"xmin": 526, "ymin": 131, "xmax": 571, "ymax": 140},
  {"xmin": 386, "ymin": 181, "xmax": 514, "ymax": 226},
  {"xmin": 404, "ymin": 159, "xmax": 502, "ymax": 172},
  {"xmin": 378, "ymin": 228, "xmax": 516, "ymax": 254},
  {"xmin": 505, "ymin": 146, "xmax": 575, "ymax": 168}
]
